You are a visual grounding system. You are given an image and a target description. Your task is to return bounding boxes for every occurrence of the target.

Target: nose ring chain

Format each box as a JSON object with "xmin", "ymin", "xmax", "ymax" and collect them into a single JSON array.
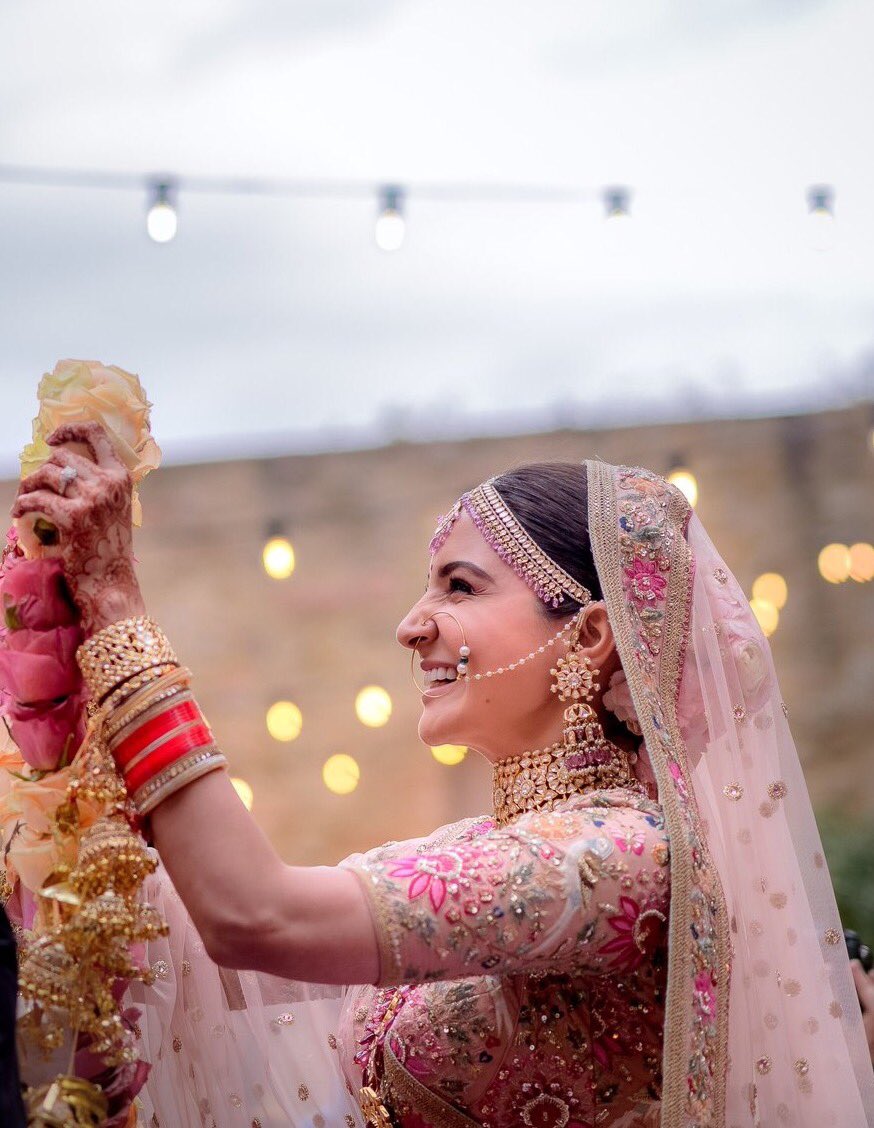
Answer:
[{"xmin": 410, "ymin": 611, "xmax": 579, "ymax": 695}]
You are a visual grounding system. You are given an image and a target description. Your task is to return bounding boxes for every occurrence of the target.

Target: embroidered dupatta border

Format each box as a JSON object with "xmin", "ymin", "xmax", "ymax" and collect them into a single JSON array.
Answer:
[
  {"xmin": 586, "ymin": 460, "xmax": 730, "ymax": 1128},
  {"xmin": 384, "ymin": 1041, "xmax": 481, "ymax": 1128}
]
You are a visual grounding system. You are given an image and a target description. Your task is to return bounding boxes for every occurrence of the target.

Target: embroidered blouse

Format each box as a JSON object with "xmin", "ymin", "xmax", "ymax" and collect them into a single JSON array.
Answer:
[{"xmin": 338, "ymin": 787, "xmax": 670, "ymax": 1127}]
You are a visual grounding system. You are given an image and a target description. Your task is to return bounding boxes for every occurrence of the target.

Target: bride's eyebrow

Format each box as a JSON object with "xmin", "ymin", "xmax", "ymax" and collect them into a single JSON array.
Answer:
[{"xmin": 436, "ymin": 560, "xmax": 493, "ymax": 582}]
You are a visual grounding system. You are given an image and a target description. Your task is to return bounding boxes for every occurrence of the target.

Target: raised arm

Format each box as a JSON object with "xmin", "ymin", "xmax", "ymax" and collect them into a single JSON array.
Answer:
[{"xmin": 12, "ymin": 421, "xmax": 379, "ymax": 984}]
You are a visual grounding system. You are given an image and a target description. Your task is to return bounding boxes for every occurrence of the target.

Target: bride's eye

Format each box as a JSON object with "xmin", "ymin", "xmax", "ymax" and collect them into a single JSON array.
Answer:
[{"xmin": 449, "ymin": 576, "xmax": 473, "ymax": 594}]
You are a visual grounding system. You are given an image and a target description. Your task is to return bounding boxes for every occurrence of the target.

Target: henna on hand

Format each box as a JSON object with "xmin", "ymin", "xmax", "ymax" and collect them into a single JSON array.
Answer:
[{"xmin": 12, "ymin": 422, "xmax": 146, "ymax": 633}]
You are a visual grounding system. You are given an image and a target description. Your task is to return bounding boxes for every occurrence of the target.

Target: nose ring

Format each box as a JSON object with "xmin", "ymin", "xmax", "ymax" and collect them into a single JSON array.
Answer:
[{"xmin": 410, "ymin": 611, "xmax": 471, "ymax": 695}]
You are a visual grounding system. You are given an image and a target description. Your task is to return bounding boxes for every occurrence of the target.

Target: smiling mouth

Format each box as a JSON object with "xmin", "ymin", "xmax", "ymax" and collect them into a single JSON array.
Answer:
[
  {"xmin": 422, "ymin": 667, "xmax": 461, "ymax": 696},
  {"xmin": 423, "ymin": 666, "xmax": 458, "ymax": 687}
]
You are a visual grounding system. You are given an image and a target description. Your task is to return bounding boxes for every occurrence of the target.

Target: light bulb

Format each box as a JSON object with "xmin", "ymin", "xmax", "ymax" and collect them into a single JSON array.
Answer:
[
  {"xmin": 355, "ymin": 686, "xmax": 392, "ymax": 728},
  {"xmin": 266, "ymin": 701, "xmax": 303, "ymax": 742},
  {"xmin": 817, "ymin": 543, "xmax": 851, "ymax": 584},
  {"xmin": 806, "ymin": 185, "xmax": 834, "ymax": 252},
  {"xmin": 323, "ymin": 754, "xmax": 360, "ymax": 795},
  {"xmin": 146, "ymin": 182, "xmax": 178, "ymax": 243},
  {"xmin": 431, "ymin": 744, "xmax": 467, "ymax": 765},
  {"xmin": 752, "ymin": 573, "xmax": 788, "ymax": 610},
  {"xmin": 230, "ymin": 777, "xmax": 254, "ymax": 810},
  {"xmin": 262, "ymin": 536, "xmax": 295, "ymax": 579},
  {"xmin": 603, "ymin": 186, "xmax": 631, "ymax": 220},
  {"xmin": 375, "ymin": 185, "xmax": 405, "ymax": 251},
  {"xmin": 667, "ymin": 468, "xmax": 698, "ymax": 508},
  {"xmin": 749, "ymin": 598, "xmax": 779, "ymax": 636}
]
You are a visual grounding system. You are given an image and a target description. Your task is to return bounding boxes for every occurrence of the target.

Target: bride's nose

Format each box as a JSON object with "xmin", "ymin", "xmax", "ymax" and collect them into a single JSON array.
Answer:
[{"xmin": 397, "ymin": 602, "xmax": 438, "ymax": 651}]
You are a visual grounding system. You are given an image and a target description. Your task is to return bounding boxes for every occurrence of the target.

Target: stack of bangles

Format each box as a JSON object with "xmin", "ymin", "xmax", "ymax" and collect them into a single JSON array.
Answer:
[{"xmin": 77, "ymin": 616, "xmax": 228, "ymax": 817}]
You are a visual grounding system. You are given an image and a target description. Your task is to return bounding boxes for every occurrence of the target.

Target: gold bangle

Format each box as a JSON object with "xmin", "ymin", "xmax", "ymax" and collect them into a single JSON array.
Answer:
[
  {"xmin": 101, "ymin": 663, "xmax": 180, "ymax": 713},
  {"xmin": 77, "ymin": 616, "xmax": 179, "ymax": 702},
  {"xmin": 133, "ymin": 750, "xmax": 227, "ymax": 816}
]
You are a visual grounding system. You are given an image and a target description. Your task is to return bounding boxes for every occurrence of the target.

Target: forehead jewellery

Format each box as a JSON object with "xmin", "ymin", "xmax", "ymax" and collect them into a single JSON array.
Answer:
[
  {"xmin": 430, "ymin": 479, "xmax": 592, "ymax": 609},
  {"xmin": 410, "ymin": 610, "xmax": 579, "ymax": 696}
]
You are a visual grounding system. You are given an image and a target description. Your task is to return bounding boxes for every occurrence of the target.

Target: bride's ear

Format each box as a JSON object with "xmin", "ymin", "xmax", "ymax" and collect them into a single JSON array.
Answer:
[{"xmin": 577, "ymin": 602, "xmax": 618, "ymax": 671}]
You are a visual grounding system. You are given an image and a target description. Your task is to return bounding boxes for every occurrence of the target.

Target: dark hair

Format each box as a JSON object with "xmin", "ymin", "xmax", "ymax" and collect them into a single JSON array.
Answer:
[{"xmin": 491, "ymin": 462, "xmax": 602, "ymax": 618}]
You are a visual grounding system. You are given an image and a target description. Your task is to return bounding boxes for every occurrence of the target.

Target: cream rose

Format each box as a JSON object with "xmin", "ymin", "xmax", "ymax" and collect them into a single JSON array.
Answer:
[
  {"xmin": 0, "ymin": 761, "xmax": 102, "ymax": 892},
  {"xmin": 19, "ymin": 359, "xmax": 161, "ymax": 527}
]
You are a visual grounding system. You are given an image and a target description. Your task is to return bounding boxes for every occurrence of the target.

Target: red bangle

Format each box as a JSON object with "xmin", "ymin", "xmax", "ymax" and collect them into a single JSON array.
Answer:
[
  {"xmin": 123, "ymin": 725, "xmax": 214, "ymax": 794},
  {"xmin": 112, "ymin": 700, "xmax": 202, "ymax": 768}
]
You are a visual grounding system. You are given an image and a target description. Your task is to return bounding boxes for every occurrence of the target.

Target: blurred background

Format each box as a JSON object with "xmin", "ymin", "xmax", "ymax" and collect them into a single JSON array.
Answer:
[{"xmin": 0, "ymin": 2, "xmax": 872, "ymax": 936}]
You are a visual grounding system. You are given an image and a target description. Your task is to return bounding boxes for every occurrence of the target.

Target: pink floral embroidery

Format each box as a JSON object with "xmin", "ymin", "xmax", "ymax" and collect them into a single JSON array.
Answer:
[
  {"xmin": 387, "ymin": 851, "xmax": 464, "ymax": 913},
  {"xmin": 598, "ymin": 896, "xmax": 649, "ymax": 972},
  {"xmin": 624, "ymin": 559, "xmax": 668, "ymax": 608},
  {"xmin": 614, "ymin": 830, "xmax": 645, "ymax": 855},
  {"xmin": 694, "ymin": 970, "xmax": 717, "ymax": 1021},
  {"xmin": 668, "ymin": 758, "xmax": 689, "ymax": 801}
]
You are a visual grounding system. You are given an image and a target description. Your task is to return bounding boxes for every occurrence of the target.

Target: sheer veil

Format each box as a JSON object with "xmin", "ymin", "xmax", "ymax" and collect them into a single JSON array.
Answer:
[
  {"xmin": 126, "ymin": 458, "xmax": 872, "ymax": 1127},
  {"xmin": 587, "ymin": 459, "xmax": 873, "ymax": 1126}
]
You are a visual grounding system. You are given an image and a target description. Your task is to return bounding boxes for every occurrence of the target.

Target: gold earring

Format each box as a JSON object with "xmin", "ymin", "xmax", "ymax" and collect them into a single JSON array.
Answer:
[
  {"xmin": 549, "ymin": 614, "xmax": 599, "ymax": 703},
  {"xmin": 551, "ymin": 613, "xmax": 635, "ymax": 789}
]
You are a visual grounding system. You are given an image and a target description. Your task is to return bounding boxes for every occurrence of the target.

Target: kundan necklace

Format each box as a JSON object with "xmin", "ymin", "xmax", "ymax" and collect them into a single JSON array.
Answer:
[{"xmin": 492, "ymin": 734, "xmax": 641, "ymax": 826}]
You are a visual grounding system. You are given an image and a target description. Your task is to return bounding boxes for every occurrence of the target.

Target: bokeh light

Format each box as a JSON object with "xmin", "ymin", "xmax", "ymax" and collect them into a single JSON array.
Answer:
[
  {"xmin": 266, "ymin": 700, "xmax": 303, "ymax": 742},
  {"xmin": 667, "ymin": 468, "xmax": 698, "ymax": 508},
  {"xmin": 230, "ymin": 777, "xmax": 254, "ymax": 811},
  {"xmin": 431, "ymin": 744, "xmax": 467, "ymax": 766},
  {"xmin": 322, "ymin": 754, "xmax": 360, "ymax": 795},
  {"xmin": 749, "ymin": 598, "xmax": 779, "ymax": 637},
  {"xmin": 818, "ymin": 543, "xmax": 851, "ymax": 584},
  {"xmin": 848, "ymin": 542, "xmax": 874, "ymax": 583},
  {"xmin": 262, "ymin": 536, "xmax": 295, "ymax": 579},
  {"xmin": 355, "ymin": 685, "xmax": 393, "ymax": 728},
  {"xmin": 752, "ymin": 572, "xmax": 788, "ymax": 610}
]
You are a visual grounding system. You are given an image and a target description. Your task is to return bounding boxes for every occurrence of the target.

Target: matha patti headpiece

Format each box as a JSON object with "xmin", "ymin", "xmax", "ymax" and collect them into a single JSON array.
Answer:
[{"xmin": 430, "ymin": 479, "xmax": 592, "ymax": 609}]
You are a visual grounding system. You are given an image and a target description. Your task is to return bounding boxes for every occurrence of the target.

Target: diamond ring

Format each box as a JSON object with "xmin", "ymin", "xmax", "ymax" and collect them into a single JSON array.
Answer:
[{"xmin": 58, "ymin": 465, "xmax": 78, "ymax": 496}]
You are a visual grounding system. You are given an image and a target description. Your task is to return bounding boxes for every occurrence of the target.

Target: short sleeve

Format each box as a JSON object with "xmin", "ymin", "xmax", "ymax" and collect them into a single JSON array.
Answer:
[{"xmin": 340, "ymin": 800, "xmax": 671, "ymax": 986}]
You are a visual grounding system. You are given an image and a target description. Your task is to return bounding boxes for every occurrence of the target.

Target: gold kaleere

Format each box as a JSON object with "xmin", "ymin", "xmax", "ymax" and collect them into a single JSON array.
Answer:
[
  {"xmin": 18, "ymin": 715, "xmax": 168, "ymax": 1079},
  {"xmin": 25, "ymin": 1074, "xmax": 109, "ymax": 1127}
]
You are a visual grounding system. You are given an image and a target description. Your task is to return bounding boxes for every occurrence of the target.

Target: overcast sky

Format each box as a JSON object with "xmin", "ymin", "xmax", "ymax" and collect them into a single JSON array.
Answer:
[{"xmin": 0, "ymin": 0, "xmax": 872, "ymax": 472}]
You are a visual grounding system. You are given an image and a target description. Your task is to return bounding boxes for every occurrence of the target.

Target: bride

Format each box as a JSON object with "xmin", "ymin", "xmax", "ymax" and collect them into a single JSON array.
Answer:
[{"xmin": 13, "ymin": 421, "xmax": 874, "ymax": 1126}]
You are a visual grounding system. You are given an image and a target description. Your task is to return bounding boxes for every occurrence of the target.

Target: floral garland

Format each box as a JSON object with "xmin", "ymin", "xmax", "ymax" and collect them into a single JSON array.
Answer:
[{"xmin": 0, "ymin": 361, "xmax": 162, "ymax": 1128}]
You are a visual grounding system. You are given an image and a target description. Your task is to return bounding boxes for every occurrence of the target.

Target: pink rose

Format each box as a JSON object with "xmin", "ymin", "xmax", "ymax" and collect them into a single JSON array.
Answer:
[
  {"xmin": 6, "ymin": 690, "xmax": 87, "ymax": 771},
  {"xmin": 602, "ymin": 669, "xmax": 643, "ymax": 735},
  {"xmin": 0, "ymin": 625, "xmax": 83, "ymax": 703},
  {"xmin": 1, "ymin": 558, "xmax": 78, "ymax": 630}
]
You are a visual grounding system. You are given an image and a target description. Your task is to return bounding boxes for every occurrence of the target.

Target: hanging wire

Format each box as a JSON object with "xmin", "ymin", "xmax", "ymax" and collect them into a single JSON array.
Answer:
[{"xmin": 0, "ymin": 162, "xmax": 605, "ymax": 202}]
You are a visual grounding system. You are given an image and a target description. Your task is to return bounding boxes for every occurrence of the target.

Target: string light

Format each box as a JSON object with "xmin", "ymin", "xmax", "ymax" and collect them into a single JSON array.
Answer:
[
  {"xmin": 0, "ymin": 165, "xmax": 841, "ymax": 251},
  {"xmin": 431, "ymin": 744, "xmax": 467, "ymax": 765},
  {"xmin": 266, "ymin": 700, "xmax": 303, "ymax": 742},
  {"xmin": 752, "ymin": 572, "xmax": 788, "ymax": 610},
  {"xmin": 806, "ymin": 184, "xmax": 835, "ymax": 252},
  {"xmin": 355, "ymin": 685, "xmax": 392, "ymax": 727},
  {"xmin": 848, "ymin": 543, "xmax": 874, "ymax": 583},
  {"xmin": 667, "ymin": 467, "xmax": 698, "ymax": 508},
  {"xmin": 146, "ymin": 181, "xmax": 178, "ymax": 244},
  {"xmin": 604, "ymin": 186, "xmax": 631, "ymax": 220},
  {"xmin": 749, "ymin": 598, "xmax": 779, "ymax": 636},
  {"xmin": 323, "ymin": 753, "xmax": 360, "ymax": 795},
  {"xmin": 230, "ymin": 777, "xmax": 254, "ymax": 810},
  {"xmin": 818, "ymin": 543, "xmax": 851, "ymax": 583},
  {"xmin": 375, "ymin": 185, "xmax": 405, "ymax": 251},
  {"xmin": 262, "ymin": 522, "xmax": 295, "ymax": 579}
]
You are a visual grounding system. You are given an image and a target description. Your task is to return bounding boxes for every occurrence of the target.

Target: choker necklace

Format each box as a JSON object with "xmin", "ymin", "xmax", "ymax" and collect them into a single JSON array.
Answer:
[{"xmin": 492, "ymin": 734, "xmax": 640, "ymax": 826}]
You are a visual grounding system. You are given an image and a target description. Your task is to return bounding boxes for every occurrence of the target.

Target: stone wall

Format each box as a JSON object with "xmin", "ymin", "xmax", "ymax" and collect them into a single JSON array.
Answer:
[{"xmin": 1, "ymin": 404, "xmax": 871, "ymax": 864}]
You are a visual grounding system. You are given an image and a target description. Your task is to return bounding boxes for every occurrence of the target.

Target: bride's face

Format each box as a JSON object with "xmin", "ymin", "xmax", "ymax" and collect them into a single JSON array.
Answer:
[{"xmin": 397, "ymin": 511, "xmax": 612, "ymax": 761}]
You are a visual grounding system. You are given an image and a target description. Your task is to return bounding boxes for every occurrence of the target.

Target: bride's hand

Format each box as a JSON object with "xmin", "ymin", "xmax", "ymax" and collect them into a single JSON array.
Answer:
[{"xmin": 11, "ymin": 421, "xmax": 146, "ymax": 633}]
